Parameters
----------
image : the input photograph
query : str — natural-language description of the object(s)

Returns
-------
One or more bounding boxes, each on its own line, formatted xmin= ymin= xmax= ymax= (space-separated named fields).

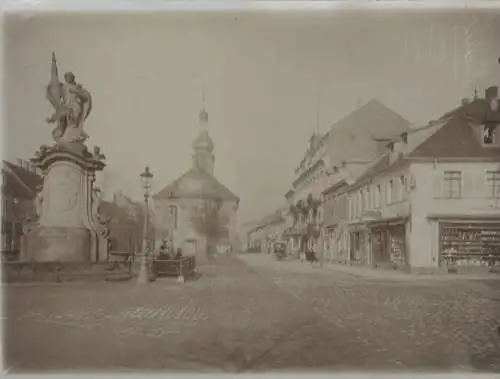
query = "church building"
xmin=152 ymin=106 xmax=239 ymax=263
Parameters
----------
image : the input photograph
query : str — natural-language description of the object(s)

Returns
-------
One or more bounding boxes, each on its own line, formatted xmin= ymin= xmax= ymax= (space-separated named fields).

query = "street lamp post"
xmin=11 ymin=198 xmax=19 ymax=252
xmin=137 ymin=166 xmax=154 ymax=284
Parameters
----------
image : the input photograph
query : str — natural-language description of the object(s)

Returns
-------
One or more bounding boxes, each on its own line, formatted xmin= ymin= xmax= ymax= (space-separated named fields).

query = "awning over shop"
xmin=347 ymin=216 xmax=409 ymax=230
xmin=368 ymin=217 xmax=409 ymax=228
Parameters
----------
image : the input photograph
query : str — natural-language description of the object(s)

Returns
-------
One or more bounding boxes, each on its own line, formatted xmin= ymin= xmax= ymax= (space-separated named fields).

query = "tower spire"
xmin=315 ymin=88 xmax=320 ymax=135
xmin=199 ymin=87 xmax=208 ymax=125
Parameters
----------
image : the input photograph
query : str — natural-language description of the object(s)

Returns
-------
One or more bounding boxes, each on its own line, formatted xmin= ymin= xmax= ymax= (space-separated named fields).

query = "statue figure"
xmin=91 ymin=187 xmax=109 ymax=224
xmin=45 ymin=52 xmax=92 ymax=146
xmin=34 ymin=186 xmax=43 ymax=218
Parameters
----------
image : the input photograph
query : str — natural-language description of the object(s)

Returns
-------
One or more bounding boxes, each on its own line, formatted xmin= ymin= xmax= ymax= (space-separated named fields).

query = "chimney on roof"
xmin=386 ymin=141 xmax=395 ymax=152
xmin=485 ymin=86 xmax=498 ymax=102
xmin=400 ymin=132 xmax=408 ymax=144
xmin=486 ymin=86 xmax=499 ymax=112
xmin=461 ymin=98 xmax=470 ymax=106
xmin=17 ymin=158 xmax=23 ymax=168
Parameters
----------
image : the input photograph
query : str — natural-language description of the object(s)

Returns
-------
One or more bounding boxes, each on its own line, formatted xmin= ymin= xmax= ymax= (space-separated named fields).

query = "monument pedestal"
xmin=27 ymin=227 xmax=90 ymax=262
xmin=22 ymin=144 xmax=109 ymax=263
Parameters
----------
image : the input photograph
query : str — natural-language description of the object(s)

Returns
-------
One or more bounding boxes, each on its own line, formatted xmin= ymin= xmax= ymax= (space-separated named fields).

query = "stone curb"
xmin=237 ymin=255 xmax=500 ymax=282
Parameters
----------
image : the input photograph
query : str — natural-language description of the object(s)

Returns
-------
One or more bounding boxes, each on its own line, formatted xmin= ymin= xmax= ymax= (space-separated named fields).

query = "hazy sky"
xmin=3 ymin=9 xmax=500 ymax=225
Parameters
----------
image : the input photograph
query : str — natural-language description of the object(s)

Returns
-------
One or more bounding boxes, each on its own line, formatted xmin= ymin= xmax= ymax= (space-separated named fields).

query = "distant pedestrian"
xmin=175 ymin=248 xmax=183 ymax=260
xmin=158 ymin=239 xmax=171 ymax=260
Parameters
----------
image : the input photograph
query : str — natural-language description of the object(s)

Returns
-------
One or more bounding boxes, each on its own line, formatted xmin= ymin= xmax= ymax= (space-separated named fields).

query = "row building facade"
xmin=324 ymin=86 xmax=500 ymax=271
xmin=283 ymin=100 xmax=413 ymax=260
xmin=245 ymin=89 xmax=500 ymax=273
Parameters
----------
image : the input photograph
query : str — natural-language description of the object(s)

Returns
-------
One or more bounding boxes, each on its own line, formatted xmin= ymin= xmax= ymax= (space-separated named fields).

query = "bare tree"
xmin=190 ymin=198 xmax=223 ymax=259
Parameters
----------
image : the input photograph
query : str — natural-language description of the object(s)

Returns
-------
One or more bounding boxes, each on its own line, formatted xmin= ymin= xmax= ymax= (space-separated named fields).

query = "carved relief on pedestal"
xmin=90 ymin=186 xmax=110 ymax=235
xmin=41 ymin=163 xmax=83 ymax=227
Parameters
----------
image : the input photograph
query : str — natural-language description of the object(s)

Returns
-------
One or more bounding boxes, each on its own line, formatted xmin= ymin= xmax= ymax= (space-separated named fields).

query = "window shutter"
xmin=431 ymin=170 xmax=442 ymax=198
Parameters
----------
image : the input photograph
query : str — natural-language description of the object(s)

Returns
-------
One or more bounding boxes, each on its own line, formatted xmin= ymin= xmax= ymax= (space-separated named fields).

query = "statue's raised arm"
xmin=72 ymin=81 xmax=93 ymax=123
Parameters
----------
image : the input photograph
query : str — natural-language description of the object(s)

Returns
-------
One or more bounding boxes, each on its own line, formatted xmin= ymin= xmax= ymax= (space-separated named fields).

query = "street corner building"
xmin=325 ymin=88 xmax=500 ymax=273
xmin=151 ymin=107 xmax=240 ymax=264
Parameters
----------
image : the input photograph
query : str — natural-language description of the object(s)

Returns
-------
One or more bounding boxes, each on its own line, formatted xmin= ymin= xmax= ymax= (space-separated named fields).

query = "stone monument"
xmin=22 ymin=53 xmax=109 ymax=262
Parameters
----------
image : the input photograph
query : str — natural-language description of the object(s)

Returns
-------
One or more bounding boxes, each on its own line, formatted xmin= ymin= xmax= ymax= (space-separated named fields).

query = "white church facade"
xmin=152 ymin=107 xmax=239 ymax=263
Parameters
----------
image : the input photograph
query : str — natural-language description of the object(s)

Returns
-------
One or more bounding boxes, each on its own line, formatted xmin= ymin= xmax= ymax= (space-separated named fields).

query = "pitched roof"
xmin=409 ymin=118 xmax=500 ymax=159
xmin=153 ymin=166 xmax=239 ymax=202
xmin=99 ymin=200 xmax=133 ymax=222
xmin=322 ymin=99 xmax=413 ymax=165
xmin=346 ymin=90 xmax=500 ymax=189
xmin=349 ymin=120 xmax=448 ymax=186
xmin=2 ymin=160 xmax=43 ymax=199
xmin=353 ymin=154 xmax=392 ymax=184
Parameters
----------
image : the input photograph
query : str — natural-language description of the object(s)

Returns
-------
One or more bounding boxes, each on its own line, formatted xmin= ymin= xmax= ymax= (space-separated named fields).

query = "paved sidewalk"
xmin=237 ymin=253 xmax=500 ymax=282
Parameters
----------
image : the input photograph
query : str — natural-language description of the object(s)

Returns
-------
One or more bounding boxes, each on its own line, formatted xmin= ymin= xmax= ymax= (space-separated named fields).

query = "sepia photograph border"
xmin=1 ymin=0 xmax=500 ymax=378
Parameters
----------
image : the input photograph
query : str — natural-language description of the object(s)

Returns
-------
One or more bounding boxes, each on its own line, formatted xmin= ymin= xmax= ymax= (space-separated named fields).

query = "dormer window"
xmin=482 ymin=125 xmax=496 ymax=145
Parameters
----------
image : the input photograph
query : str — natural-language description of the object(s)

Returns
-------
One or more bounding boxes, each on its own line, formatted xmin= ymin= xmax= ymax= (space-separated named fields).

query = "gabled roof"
xmin=294 ymin=100 xmax=413 ymax=188
xmin=343 ymin=89 xmax=500 ymax=192
xmin=348 ymin=120 xmax=448 ymax=187
xmin=353 ymin=154 xmax=392 ymax=184
xmin=322 ymin=99 xmax=413 ymax=166
xmin=328 ymin=99 xmax=413 ymax=138
xmin=154 ymin=166 xmax=239 ymax=202
xmin=2 ymin=160 xmax=43 ymax=199
xmin=409 ymin=118 xmax=500 ymax=159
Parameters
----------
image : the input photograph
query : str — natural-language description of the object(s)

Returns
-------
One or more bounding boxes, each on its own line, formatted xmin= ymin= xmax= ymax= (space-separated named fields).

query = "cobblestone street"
xmin=3 ymin=254 xmax=500 ymax=373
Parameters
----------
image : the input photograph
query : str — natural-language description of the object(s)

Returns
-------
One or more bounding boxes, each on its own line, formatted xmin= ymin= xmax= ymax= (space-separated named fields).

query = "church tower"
xmin=192 ymin=103 xmax=215 ymax=175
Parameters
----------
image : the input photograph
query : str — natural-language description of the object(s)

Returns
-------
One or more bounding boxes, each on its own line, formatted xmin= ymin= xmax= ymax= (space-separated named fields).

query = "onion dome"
xmin=192 ymin=130 xmax=214 ymax=152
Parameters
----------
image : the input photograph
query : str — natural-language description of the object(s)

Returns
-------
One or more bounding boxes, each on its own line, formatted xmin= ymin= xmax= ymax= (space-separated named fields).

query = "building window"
xmin=168 ymin=205 xmax=178 ymax=229
xmin=387 ymin=179 xmax=394 ymax=204
xmin=348 ymin=196 xmax=353 ymax=220
xmin=364 ymin=187 xmax=371 ymax=209
xmin=357 ymin=191 xmax=363 ymax=215
xmin=374 ymin=184 xmax=381 ymax=208
xmin=399 ymin=175 xmax=405 ymax=201
xmin=442 ymin=171 xmax=462 ymax=199
xmin=486 ymin=170 xmax=500 ymax=198
xmin=352 ymin=195 xmax=357 ymax=220
xmin=483 ymin=125 xmax=496 ymax=145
